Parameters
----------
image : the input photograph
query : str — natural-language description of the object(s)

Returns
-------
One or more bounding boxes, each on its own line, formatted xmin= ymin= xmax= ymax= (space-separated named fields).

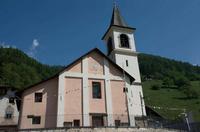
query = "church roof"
xmin=110 ymin=5 xmax=128 ymax=27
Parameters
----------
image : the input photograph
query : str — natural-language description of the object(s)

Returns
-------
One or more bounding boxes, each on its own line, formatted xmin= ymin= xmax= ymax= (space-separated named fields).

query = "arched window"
xmin=120 ymin=34 xmax=130 ymax=48
xmin=107 ymin=37 xmax=113 ymax=55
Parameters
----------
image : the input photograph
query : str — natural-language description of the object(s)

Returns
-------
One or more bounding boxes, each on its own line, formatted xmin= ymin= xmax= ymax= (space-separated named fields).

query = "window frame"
xmin=5 ymin=113 xmax=12 ymax=119
xmin=92 ymin=82 xmax=102 ymax=99
xmin=63 ymin=122 xmax=72 ymax=127
xmin=32 ymin=116 xmax=41 ymax=125
xmin=92 ymin=115 xmax=104 ymax=127
xmin=115 ymin=120 xmax=121 ymax=126
xmin=35 ymin=92 xmax=43 ymax=102
xmin=73 ymin=119 xmax=80 ymax=127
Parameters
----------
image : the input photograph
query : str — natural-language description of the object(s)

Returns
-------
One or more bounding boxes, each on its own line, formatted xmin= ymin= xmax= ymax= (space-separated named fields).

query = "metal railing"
xmin=0 ymin=115 xmax=200 ymax=132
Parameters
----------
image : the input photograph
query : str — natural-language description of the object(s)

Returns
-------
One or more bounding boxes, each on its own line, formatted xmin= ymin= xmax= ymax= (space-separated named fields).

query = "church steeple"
xmin=102 ymin=5 xmax=140 ymax=81
xmin=110 ymin=5 xmax=128 ymax=27
xmin=102 ymin=4 xmax=146 ymax=124
xmin=102 ymin=5 xmax=135 ymax=40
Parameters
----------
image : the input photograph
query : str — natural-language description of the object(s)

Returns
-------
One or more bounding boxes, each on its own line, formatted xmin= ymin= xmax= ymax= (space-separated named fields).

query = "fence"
xmin=0 ymin=115 xmax=200 ymax=132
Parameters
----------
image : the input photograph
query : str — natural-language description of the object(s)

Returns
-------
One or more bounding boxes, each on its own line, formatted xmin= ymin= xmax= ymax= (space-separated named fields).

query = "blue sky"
xmin=0 ymin=0 xmax=200 ymax=66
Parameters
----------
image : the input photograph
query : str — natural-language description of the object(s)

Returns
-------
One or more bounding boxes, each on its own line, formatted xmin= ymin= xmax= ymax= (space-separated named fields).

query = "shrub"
xmin=151 ymin=84 xmax=161 ymax=90
xmin=182 ymin=85 xmax=199 ymax=99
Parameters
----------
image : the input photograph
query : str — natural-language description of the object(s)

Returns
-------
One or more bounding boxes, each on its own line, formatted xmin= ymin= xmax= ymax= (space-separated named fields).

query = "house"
xmin=0 ymin=86 xmax=19 ymax=131
xmin=18 ymin=5 xmax=146 ymax=129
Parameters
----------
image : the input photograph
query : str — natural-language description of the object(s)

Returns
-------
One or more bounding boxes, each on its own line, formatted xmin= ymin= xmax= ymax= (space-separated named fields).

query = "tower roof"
xmin=110 ymin=5 xmax=128 ymax=27
xmin=102 ymin=5 xmax=136 ymax=40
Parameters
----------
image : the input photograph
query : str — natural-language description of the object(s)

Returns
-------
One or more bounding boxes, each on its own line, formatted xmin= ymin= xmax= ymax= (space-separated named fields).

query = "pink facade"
xmin=88 ymin=52 xmax=104 ymax=75
xmin=64 ymin=77 xmax=82 ymax=126
xmin=111 ymin=80 xmax=128 ymax=123
xmin=65 ymin=61 xmax=82 ymax=73
xmin=19 ymin=77 xmax=58 ymax=129
xmin=19 ymin=50 xmax=131 ymax=129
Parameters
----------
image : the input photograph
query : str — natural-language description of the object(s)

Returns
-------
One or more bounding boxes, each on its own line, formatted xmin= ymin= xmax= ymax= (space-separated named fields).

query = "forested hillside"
xmin=138 ymin=53 xmax=200 ymax=121
xmin=0 ymin=47 xmax=62 ymax=89
xmin=138 ymin=53 xmax=200 ymax=82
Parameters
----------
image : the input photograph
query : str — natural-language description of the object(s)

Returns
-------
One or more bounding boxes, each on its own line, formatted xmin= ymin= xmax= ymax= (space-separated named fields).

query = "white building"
xmin=0 ymin=86 xmax=19 ymax=130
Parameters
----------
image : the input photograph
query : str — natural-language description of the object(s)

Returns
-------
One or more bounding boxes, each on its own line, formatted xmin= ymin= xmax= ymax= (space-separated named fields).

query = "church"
xmin=18 ymin=5 xmax=146 ymax=129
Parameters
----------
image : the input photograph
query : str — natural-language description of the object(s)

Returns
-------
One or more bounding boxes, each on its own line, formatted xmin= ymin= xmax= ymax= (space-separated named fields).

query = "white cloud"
xmin=28 ymin=39 xmax=40 ymax=57
xmin=33 ymin=39 xmax=39 ymax=47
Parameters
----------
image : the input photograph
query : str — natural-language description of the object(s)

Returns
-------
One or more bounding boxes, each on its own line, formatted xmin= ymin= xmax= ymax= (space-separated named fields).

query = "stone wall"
xmin=18 ymin=127 xmax=180 ymax=132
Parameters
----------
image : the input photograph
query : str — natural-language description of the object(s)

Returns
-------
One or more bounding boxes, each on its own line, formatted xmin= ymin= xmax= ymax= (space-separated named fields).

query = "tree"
xmin=163 ymin=77 xmax=174 ymax=88
xmin=182 ymin=85 xmax=199 ymax=99
xmin=174 ymin=76 xmax=190 ymax=89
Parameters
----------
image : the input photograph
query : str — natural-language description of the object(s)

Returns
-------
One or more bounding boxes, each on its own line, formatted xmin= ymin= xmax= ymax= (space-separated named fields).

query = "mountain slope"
xmin=138 ymin=53 xmax=200 ymax=121
xmin=138 ymin=53 xmax=200 ymax=81
xmin=0 ymin=47 xmax=62 ymax=89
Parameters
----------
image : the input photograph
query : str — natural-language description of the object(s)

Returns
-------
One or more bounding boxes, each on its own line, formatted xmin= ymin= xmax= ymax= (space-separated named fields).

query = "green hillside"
xmin=0 ymin=47 xmax=200 ymax=121
xmin=0 ymin=47 xmax=62 ymax=89
xmin=138 ymin=53 xmax=200 ymax=121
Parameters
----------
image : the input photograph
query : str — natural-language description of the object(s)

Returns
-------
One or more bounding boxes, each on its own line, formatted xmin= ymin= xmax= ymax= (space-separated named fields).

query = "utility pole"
xmin=183 ymin=109 xmax=191 ymax=131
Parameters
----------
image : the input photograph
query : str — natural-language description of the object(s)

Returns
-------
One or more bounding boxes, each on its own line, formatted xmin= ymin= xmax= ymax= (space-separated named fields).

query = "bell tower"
xmin=102 ymin=5 xmax=141 ymax=83
xmin=102 ymin=5 xmax=146 ymax=121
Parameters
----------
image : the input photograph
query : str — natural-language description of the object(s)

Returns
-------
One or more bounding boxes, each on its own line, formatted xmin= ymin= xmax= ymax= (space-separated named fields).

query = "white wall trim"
xmin=125 ymin=76 xmax=136 ymax=127
xmin=104 ymin=58 xmax=114 ymax=126
xmin=82 ymin=57 xmax=90 ymax=126
xmin=56 ymin=74 xmax=65 ymax=127
xmin=63 ymin=72 xmax=123 ymax=81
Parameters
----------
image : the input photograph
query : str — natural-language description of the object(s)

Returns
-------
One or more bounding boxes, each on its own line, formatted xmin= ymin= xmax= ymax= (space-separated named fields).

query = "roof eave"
xmin=101 ymin=25 xmax=136 ymax=40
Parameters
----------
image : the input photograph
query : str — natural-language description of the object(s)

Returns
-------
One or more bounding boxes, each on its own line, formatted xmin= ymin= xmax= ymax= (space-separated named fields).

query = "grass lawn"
xmin=142 ymin=80 xmax=200 ymax=121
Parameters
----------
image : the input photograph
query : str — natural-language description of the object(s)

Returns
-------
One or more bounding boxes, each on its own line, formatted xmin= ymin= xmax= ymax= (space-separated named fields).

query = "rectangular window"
xmin=32 ymin=116 xmax=41 ymax=124
xmin=5 ymin=113 xmax=12 ymax=119
xmin=63 ymin=122 xmax=72 ymax=127
xmin=35 ymin=92 xmax=42 ymax=102
xmin=92 ymin=82 xmax=101 ymax=99
xmin=123 ymin=87 xmax=128 ymax=93
xmin=73 ymin=120 xmax=80 ymax=127
xmin=115 ymin=120 xmax=121 ymax=126
xmin=92 ymin=116 xmax=104 ymax=127
xmin=126 ymin=60 xmax=128 ymax=67
xmin=121 ymin=122 xmax=129 ymax=126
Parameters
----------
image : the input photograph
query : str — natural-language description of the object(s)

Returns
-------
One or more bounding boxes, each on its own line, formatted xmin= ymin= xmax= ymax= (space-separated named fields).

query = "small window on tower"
xmin=126 ymin=60 xmax=128 ymax=67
